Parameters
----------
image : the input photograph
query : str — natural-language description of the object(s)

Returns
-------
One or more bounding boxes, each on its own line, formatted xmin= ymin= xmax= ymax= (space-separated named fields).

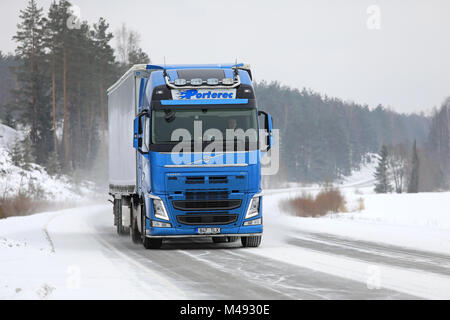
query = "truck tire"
xmin=212 ymin=237 xmax=228 ymax=244
xmin=140 ymin=201 xmax=162 ymax=249
xmin=131 ymin=216 xmax=142 ymax=244
xmin=143 ymin=238 xmax=163 ymax=250
xmin=228 ymin=236 xmax=239 ymax=243
xmin=241 ymin=236 xmax=262 ymax=248
xmin=114 ymin=199 xmax=127 ymax=236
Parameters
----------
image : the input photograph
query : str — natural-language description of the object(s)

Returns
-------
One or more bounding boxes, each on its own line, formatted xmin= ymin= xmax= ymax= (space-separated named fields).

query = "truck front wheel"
xmin=241 ymin=236 xmax=262 ymax=248
xmin=143 ymin=238 xmax=163 ymax=249
xmin=212 ymin=237 xmax=228 ymax=244
xmin=131 ymin=216 xmax=141 ymax=244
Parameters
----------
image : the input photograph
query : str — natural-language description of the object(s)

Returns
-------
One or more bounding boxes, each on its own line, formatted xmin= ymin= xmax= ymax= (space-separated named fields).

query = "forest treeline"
xmin=0 ymin=0 xmax=148 ymax=181
xmin=256 ymin=82 xmax=449 ymax=191
xmin=0 ymin=0 xmax=448 ymax=191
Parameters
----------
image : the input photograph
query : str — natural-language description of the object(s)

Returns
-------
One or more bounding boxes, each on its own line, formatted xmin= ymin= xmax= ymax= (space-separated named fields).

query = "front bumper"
xmin=145 ymin=233 xmax=263 ymax=239
xmin=146 ymin=224 xmax=263 ymax=238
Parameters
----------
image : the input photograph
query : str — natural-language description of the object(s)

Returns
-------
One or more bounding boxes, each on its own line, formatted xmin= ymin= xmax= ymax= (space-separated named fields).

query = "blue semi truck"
xmin=107 ymin=63 xmax=273 ymax=249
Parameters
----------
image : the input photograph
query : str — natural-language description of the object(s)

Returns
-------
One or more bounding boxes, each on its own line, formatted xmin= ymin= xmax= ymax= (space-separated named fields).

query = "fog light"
xmin=151 ymin=220 xmax=172 ymax=228
xmin=244 ymin=218 xmax=262 ymax=226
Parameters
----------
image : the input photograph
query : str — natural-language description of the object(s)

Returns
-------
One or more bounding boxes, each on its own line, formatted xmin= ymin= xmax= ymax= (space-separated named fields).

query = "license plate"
xmin=196 ymin=228 xmax=221 ymax=235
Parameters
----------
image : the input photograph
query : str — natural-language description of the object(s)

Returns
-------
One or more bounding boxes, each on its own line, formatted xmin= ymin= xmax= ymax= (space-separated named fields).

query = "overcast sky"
xmin=1 ymin=0 xmax=449 ymax=114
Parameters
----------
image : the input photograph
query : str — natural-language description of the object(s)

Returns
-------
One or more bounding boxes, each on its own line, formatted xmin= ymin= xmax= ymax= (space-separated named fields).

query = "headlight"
xmin=245 ymin=196 xmax=261 ymax=219
xmin=152 ymin=199 xmax=169 ymax=221
xmin=151 ymin=220 xmax=172 ymax=228
xmin=244 ymin=218 xmax=262 ymax=226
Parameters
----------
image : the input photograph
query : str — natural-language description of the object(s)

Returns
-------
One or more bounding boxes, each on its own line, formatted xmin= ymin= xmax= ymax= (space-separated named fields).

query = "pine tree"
xmin=374 ymin=145 xmax=392 ymax=193
xmin=3 ymin=108 xmax=16 ymax=129
xmin=9 ymin=138 xmax=23 ymax=167
xmin=407 ymin=140 xmax=420 ymax=193
xmin=13 ymin=0 xmax=52 ymax=165
xmin=42 ymin=0 xmax=73 ymax=169
xmin=91 ymin=18 xmax=116 ymax=146
xmin=21 ymin=134 xmax=36 ymax=171
xmin=44 ymin=1 xmax=66 ymax=153
xmin=128 ymin=47 xmax=150 ymax=66
xmin=46 ymin=149 xmax=61 ymax=176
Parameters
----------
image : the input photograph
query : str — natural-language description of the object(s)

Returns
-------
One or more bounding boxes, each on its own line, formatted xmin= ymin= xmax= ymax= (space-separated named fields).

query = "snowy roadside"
xmin=264 ymin=154 xmax=450 ymax=255
xmin=0 ymin=188 xmax=449 ymax=300
xmin=252 ymin=188 xmax=450 ymax=299
xmin=0 ymin=205 xmax=184 ymax=300
xmin=0 ymin=146 xmax=94 ymax=203
xmin=0 ymin=124 xmax=99 ymax=219
xmin=265 ymin=188 xmax=450 ymax=255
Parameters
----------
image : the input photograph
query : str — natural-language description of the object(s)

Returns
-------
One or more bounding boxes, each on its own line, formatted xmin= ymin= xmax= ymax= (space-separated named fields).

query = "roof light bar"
xmin=165 ymin=76 xmax=241 ymax=89
xmin=190 ymin=78 xmax=203 ymax=86
xmin=222 ymin=78 xmax=234 ymax=85
xmin=207 ymin=78 xmax=219 ymax=86
xmin=174 ymin=79 xmax=187 ymax=86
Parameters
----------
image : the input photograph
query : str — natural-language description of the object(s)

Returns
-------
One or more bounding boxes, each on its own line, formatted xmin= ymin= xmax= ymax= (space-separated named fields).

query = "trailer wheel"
xmin=241 ymin=236 xmax=262 ymax=248
xmin=143 ymin=238 xmax=163 ymax=250
xmin=114 ymin=199 xmax=128 ymax=236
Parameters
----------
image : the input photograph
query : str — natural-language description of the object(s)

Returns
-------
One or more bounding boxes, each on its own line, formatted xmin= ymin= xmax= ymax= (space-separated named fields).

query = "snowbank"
xmin=0 ymin=123 xmax=20 ymax=147
xmin=0 ymin=206 xmax=184 ymax=300
xmin=265 ymin=188 xmax=450 ymax=255
xmin=338 ymin=153 xmax=378 ymax=186
xmin=0 ymin=124 xmax=94 ymax=202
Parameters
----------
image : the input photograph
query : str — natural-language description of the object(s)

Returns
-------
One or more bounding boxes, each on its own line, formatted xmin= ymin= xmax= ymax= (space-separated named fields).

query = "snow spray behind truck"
xmin=107 ymin=64 xmax=273 ymax=249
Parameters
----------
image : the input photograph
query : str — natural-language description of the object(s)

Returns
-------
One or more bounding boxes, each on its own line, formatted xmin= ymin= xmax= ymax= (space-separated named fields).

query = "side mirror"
xmin=133 ymin=110 xmax=149 ymax=154
xmin=258 ymin=111 xmax=274 ymax=152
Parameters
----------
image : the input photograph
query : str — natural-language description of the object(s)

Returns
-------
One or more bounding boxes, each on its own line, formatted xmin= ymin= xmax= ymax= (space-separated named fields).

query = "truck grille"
xmin=177 ymin=214 xmax=238 ymax=225
xmin=185 ymin=176 xmax=205 ymax=184
xmin=173 ymin=199 xmax=242 ymax=211
xmin=185 ymin=191 xmax=228 ymax=200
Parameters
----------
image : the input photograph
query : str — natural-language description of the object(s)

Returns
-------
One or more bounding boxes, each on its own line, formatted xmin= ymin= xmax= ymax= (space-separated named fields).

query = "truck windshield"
xmin=151 ymin=108 xmax=258 ymax=145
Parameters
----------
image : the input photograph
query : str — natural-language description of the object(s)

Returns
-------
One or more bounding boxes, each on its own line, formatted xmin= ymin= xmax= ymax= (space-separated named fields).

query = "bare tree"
xmin=115 ymin=23 xmax=150 ymax=69
xmin=388 ymin=144 xmax=408 ymax=193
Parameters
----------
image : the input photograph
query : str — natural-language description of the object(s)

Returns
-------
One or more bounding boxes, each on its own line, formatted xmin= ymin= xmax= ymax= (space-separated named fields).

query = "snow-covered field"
xmin=1 ymin=186 xmax=449 ymax=299
xmin=259 ymin=188 xmax=450 ymax=299
xmin=0 ymin=206 xmax=177 ymax=299
xmin=268 ymin=189 xmax=450 ymax=255
xmin=1 ymin=144 xmax=449 ymax=300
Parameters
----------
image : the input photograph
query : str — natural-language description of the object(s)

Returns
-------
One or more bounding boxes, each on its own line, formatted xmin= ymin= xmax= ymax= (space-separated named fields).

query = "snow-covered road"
xmin=2 ymin=187 xmax=450 ymax=300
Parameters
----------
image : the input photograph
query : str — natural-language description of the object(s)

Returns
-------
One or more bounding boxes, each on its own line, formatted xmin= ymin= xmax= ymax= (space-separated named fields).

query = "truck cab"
xmin=108 ymin=64 xmax=273 ymax=249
